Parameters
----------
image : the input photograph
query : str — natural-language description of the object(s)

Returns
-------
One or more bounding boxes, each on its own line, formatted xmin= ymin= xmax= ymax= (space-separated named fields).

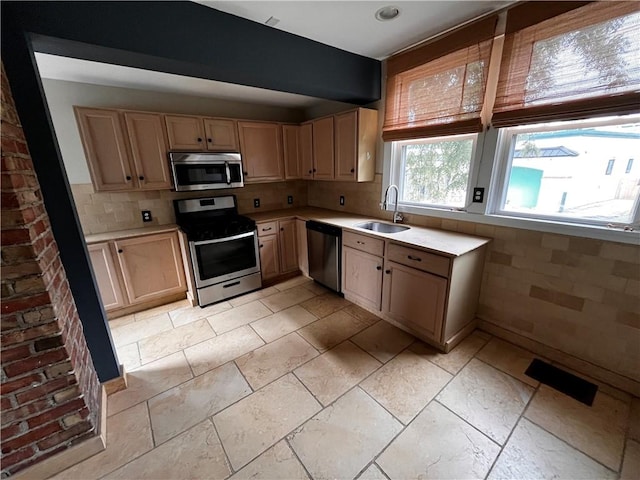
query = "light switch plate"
xmin=339 ymin=195 xmax=345 ymax=206
xmin=287 ymin=195 xmax=293 ymax=205
xmin=141 ymin=210 xmax=152 ymax=222
xmin=254 ymin=198 xmax=260 ymax=208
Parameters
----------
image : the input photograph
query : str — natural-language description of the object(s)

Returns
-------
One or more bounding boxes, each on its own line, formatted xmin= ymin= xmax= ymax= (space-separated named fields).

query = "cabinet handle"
xmin=407 ymin=255 xmax=422 ymax=262
xmin=262 ymin=227 xmax=272 ymax=231
xmin=222 ymin=281 xmax=241 ymax=289
xmin=207 ymin=138 xmax=212 ymax=143
xmin=376 ymin=266 xmax=382 ymax=270
xmin=280 ymin=228 xmax=284 ymax=231
xmin=139 ymin=175 xmax=144 ymax=181
xmin=356 ymin=241 xmax=365 ymax=245
xmin=118 ymin=249 xmax=123 ymax=253
xmin=385 ymin=269 xmax=391 ymax=274
xmin=126 ymin=176 xmax=132 ymax=181
xmin=350 ymin=168 xmax=355 ymax=173
xmin=197 ymin=137 xmax=202 ymax=142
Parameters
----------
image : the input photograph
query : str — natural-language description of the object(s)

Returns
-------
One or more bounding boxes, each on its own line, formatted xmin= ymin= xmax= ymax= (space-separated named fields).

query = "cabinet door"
xmin=203 ymin=118 xmax=239 ymax=151
xmin=278 ymin=219 xmax=298 ymax=273
xmin=74 ymin=107 xmax=134 ymax=191
xmin=115 ymin=232 xmax=186 ymax=305
xmin=282 ymin=125 xmax=301 ymax=179
xmin=258 ymin=234 xmax=280 ymax=280
xmin=334 ymin=110 xmax=358 ymax=181
xmin=382 ymin=261 xmax=446 ymax=341
xmin=296 ymin=219 xmax=309 ymax=276
xmin=342 ymin=246 xmax=383 ymax=311
xmin=165 ymin=115 xmax=206 ymax=150
xmin=124 ymin=112 xmax=172 ymax=190
xmin=238 ymin=122 xmax=284 ymax=182
xmin=312 ymin=117 xmax=334 ymax=180
xmin=299 ymin=123 xmax=314 ymax=180
xmin=88 ymin=242 xmax=126 ymax=311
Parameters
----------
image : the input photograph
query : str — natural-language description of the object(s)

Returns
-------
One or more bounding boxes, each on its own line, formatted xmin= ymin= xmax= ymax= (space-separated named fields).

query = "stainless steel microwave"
xmin=169 ymin=152 xmax=244 ymax=191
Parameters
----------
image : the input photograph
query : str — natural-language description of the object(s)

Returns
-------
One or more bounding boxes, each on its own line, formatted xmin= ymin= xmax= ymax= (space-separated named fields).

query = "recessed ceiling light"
xmin=375 ymin=6 xmax=400 ymax=21
xmin=265 ymin=16 xmax=280 ymax=27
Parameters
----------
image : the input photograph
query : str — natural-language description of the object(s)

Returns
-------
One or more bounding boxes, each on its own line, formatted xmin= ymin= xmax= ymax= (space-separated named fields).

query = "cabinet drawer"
xmin=343 ymin=231 xmax=384 ymax=257
xmin=387 ymin=243 xmax=450 ymax=278
xmin=257 ymin=221 xmax=278 ymax=237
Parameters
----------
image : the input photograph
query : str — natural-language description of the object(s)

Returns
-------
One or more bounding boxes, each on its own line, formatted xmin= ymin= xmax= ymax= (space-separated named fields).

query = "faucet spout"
xmin=383 ymin=184 xmax=403 ymax=223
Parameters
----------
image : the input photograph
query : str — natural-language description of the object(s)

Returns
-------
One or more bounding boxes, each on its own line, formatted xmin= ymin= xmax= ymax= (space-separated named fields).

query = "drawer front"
xmin=257 ymin=221 xmax=278 ymax=237
xmin=343 ymin=231 xmax=384 ymax=257
xmin=387 ymin=243 xmax=450 ymax=278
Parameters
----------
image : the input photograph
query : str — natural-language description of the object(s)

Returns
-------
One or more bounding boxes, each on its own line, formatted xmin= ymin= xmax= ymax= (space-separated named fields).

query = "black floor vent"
xmin=525 ymin=359 xmax=598 ymax=406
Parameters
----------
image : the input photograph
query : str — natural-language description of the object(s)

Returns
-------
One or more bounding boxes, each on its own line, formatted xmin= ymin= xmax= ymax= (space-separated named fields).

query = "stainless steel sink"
xmin=355 ymin=221 xmax=410 ymax=234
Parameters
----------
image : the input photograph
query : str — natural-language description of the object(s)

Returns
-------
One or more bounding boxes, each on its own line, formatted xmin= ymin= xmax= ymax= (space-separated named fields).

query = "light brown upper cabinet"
xmin=124 ymin=112 xmax=172 ymax=190
xmin=165 ymin=115 xmax=239 ymax=152
xmin=238 ymin=121 xmax=284 ymax=183
xmin=75 ymin=107 xmax=172 ymax=192
xmin=312 ymin=116 xmax=335 ymax=180
xmin=334 ymin=108 xmax=377 ymax=182
xmin=299 ymin=123 xmax=314 ymax=180
xmin=282 ymin=124 xmax=301 ymax=180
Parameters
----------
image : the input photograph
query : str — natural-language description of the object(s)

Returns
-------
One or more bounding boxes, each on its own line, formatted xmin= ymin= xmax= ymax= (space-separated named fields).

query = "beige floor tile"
xmin=250 ymin=305 xmax=318 ymax=343
xmin=630 ymin=397 xmax=640 ymax=441
xmin=361 ymin=350 xmax=452 ymax=424
xmin=213 ymin=374 xmax=321 ymax=470
xmin=104 ymin=420 xmax=231 ymax=480
xmin=410 ymin=330 xmax=489 ymax=374
xmin=134 ymin=299 xmax=191 ymax=321
xmin=300 ymin=292 xmax=350 ymax=318
xmin=184 ymin=325 xmax=265 ymax=376
xmin=298 ymin=310 xmax=377 ymax=352
xmin=207 ymin=300 xmax=272 ymax=334
xmin=476 ymin=338 xmax=541 ymax=387
xmin=260 ymin=285 xmax=317 ymax=312
xmin=108 ymin=314 xmax=135 ymax=330
xmin=377 ymin=401 xmax=500 ymax=480
xmin=52 ymin=403 xmax=153 ymax=480
xmin=115 ymin=343 xmax=140 ymax=371
xmin=107 ymin=352 xmax=193 ymax=416
xmin=488 ymin=418 xmax=616 ymax=480
xmin=109 ymin=313 xmax=173 ymax=347
xmin=289 ymin=387 xmax=402 ymax=480
xmin=357 ymin=464 xmax=387 ymax=480
xmin=294 ymin=341 xmax=381 ymax=406
xmin=138 ymin=319 xmax=215 ymax=364
xmin=236 ymin=333 xmax=318 ymax=390
xmin=437 ymin=358 xmax=534 ymax=444
xmin=273 ymin=275 xmax=312 ymax=291
xmin=351 ymin=320 xmax=415 ymax=363
xmin=169 ymin=301 xmax=232 ymax=328
xmin=229 ymin=287 xmax=279 ymax=307
xmin=524 ymin=385 xmax=629 ymax=470
xmin=149 ymin=362 xmax=251 ymax=445
xmin=342 ymin=303 xmax=381 ymax=323
xmin=228 ymin=440 xmax=309 ymax=480
xmin=302 ymin=281 xmax=331 ymax=295
xmin=621 ymin=439 xmax=640 ymax=480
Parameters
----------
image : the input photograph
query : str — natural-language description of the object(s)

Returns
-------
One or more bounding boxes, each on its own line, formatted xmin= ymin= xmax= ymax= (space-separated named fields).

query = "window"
xmin=391 ymin=134 xmax=477 ymax=209
xmin=493 ymin=117 xmax=640 ymax=225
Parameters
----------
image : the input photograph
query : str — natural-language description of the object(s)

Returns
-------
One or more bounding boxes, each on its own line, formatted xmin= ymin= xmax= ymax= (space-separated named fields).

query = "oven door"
xmin=189 ymin=231 xmax=260 ymax=288
xmin=172 ymin=160 xmax=243 ymax=191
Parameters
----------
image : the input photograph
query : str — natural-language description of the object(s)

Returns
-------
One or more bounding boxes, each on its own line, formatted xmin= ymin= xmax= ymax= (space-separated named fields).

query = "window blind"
xmin=382 ymin=16 xmax=497 ymax=141
xmin=492 ymin=1 xmax=640 ymax=127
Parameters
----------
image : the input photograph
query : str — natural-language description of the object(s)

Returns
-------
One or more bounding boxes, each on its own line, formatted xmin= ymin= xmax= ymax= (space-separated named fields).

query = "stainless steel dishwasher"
xmin=306 ymin=220 xmax=342 ymax=293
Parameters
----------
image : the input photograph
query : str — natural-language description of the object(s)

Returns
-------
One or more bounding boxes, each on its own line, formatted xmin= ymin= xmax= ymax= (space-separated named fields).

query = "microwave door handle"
xmin=225 ymin=161 xmax=231 ymax=185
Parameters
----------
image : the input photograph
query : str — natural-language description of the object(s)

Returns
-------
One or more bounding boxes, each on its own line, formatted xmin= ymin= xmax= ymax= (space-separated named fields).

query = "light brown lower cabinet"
xmin=342 ymin=246 xmax=383 ymax=311
xmin=257 ymin=219 xmax=299 ymax=281
xmin=89 ymin=231 xmax=187 ymax=313
xmin=258 ymin=234 xmax=280 ymax=280
xmin=296 ymin=219 xmax=309 ymax=276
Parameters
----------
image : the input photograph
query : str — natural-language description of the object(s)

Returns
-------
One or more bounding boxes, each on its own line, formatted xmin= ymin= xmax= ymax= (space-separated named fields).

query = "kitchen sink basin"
xmin=355 ymin=221 xmax=410 ymax=234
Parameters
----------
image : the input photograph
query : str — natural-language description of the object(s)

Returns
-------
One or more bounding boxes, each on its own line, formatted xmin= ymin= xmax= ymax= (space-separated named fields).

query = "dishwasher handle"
xmin=306 ymin=220 xmax=342 ymax=238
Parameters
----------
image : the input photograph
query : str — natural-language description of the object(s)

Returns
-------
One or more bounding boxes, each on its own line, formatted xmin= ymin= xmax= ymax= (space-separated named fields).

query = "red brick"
xmin=1 ymin=420 xmax=61 ymax=453
xmin=3 ymin=349 xmax=68 ymax=377
xmin=33 ymin=335 xmax=64 ymax=352
xmin=1 ymin=137 xmax=16 ymax=154
xmin=27 ymin=398 xmax=84 ymax=429
xmin=0 ymin=228 xmax=31 ymax=245
xmin=1 ymin=244 xmax=36 ymax=263
xmin=36 ymin=420 xmax=92 ymax=451
xmin=1 ymin=421 xmax=25 ymax=440
xmin=1 ymin=191 xmax=20 ymax=208
xmin=1 ymin=314 xmax=19 ymax=330
xmin=14 ymin=140 xmax=29 ymax=155
xmin=1 ymin=372 xmax=42 ymax=394
xmin=9 ymin=444 xmax=66 ymax=475
xmin=0 ymin=445 xmax=35 ymax=471
xmin=1 ymin=344 xmax=32 ymax=362
xmin=2 ymin=395 xmax=14 ymax=410
xmin=0 ymin=398 xmax=51 ymax=425
xmin=0 ymin=292 xmax=51 ymax=314
xmin=0 ymin=261 xmax=41 ymax=280
xmin=15 ymin=374 xmax=75 ymax=404
xmin=1 ymin=321 xmax=58 ymax=346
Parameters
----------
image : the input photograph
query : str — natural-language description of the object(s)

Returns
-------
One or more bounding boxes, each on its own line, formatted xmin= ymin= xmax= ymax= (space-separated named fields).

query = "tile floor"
xmin=52 ymin=276 xmax=639 ymax=480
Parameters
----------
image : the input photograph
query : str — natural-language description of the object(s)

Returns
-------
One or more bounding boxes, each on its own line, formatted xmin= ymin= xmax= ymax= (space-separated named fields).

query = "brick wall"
xmin=308 ymin=180 xmax=640 ymax=384
xmin=1 ymin=63 xmax=101 ymax=476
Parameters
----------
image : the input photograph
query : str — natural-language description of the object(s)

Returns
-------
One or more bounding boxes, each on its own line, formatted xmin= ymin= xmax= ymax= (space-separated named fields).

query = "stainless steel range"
xmin=174 ymin=195 xmax=261 ymax=306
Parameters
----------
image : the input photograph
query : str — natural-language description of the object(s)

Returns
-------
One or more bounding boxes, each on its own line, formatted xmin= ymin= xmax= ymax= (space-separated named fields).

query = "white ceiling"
xmin=35 ymin=1 xmax=510 ymax=109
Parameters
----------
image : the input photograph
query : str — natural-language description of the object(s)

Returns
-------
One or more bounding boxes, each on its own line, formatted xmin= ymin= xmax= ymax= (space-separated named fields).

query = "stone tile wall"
xmin=1 ymin=64 xmax=101 ymax=476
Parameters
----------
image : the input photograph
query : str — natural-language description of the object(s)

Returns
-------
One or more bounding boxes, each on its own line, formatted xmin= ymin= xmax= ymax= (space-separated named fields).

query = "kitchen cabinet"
xmin=312 ymin=116 xmax=335 ymax=180
xmin=165 ymin=115 xmax=239 ymax=152
xmin=88 ymin=242 xmax=126 ymax=311
xmin=342 ymin=231 xmax=384 ymax=311
xmin=334 ymin=108 xmax=377 ymax=182
xmin=296 ymin=218 xmax=309 ymax=276
xmin=283 ymin=125 xmax=301 ymax=180
xmin=257 ymin=219 xmax=298 ymax=281
xmin=299 ymin=123 xmax=314 ymax=180
xmin=124 ymin=112 xmax=172 ymax=190
xmin=238 ymin=121 xmax=284 ymax=182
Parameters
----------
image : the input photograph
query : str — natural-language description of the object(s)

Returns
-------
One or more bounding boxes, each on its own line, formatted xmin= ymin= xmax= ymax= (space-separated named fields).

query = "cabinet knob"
xmin=313 ymin=168 xmax=317 ymax=173
xmin=350 ymin=168 xmax=355 ymax=173
xmin=308 ymin=170 xmax=313 ymax=174
xmin=126 ymin=176 xmax=132 ymax=181
xmin=243 ymin=171 xmax=248 ymax=176
xmin=118 ymin=249 xmax=123 ymax=253
xmin=280 ymin=228 xmax=284 ymax=231
xmin=139 ymin=175 xmax=144 ymax=181
xmin=197 ymin=137 xmax=202 ymax=142
xmin=207 ymin=138 xmax=212 ymax=143
xmin=385 ymin=269 xmax=391 ymax=274
xmin=376 ymin=266 xmax=382 ymax=270
xmin=259 ymin=244 xmax=264 ymax=248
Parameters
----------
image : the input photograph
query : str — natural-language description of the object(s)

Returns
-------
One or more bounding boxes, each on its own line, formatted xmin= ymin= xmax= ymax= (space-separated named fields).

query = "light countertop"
xmin=84 ymin=224 xmax=180 ymax=244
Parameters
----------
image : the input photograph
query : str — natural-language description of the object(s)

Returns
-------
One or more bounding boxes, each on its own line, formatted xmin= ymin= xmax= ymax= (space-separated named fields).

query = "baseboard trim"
xmin=103 ymin=364 xmax=128 ymax=396
xmin=13 ymin=387 xmax=108 ymax=479
xmin=478 ymin=318 xmax=640 ymax=397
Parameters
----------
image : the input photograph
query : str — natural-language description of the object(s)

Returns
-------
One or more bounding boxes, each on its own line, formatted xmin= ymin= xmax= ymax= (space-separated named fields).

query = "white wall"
xmin=41 ymin=79 xmax=307 ymax=184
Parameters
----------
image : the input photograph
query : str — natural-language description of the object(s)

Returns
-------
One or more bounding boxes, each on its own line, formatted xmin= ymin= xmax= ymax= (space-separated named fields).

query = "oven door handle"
xmin=191 ymin=231 xmax=256 ymax=246
xmin=225 ymin=161 xmax=231 ymax=185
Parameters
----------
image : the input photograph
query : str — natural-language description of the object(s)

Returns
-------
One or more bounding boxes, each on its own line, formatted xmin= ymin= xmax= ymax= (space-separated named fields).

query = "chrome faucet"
xmin=382 ymin=184 xmax=404 ymax=223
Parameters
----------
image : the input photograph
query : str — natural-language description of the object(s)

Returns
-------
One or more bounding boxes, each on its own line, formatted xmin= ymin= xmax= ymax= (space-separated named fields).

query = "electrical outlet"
xmin=472 ymin=188 xmax=485 ymax=203
xmin=253 ymin=198 xmax=260 ymax=208
xmin=141 ymin=210 xmax=152 ymax=222
xmin=339 ymin=195 xmax=345 ymax=206
xmin=287 ymin=195 xmax=293 ymax=205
